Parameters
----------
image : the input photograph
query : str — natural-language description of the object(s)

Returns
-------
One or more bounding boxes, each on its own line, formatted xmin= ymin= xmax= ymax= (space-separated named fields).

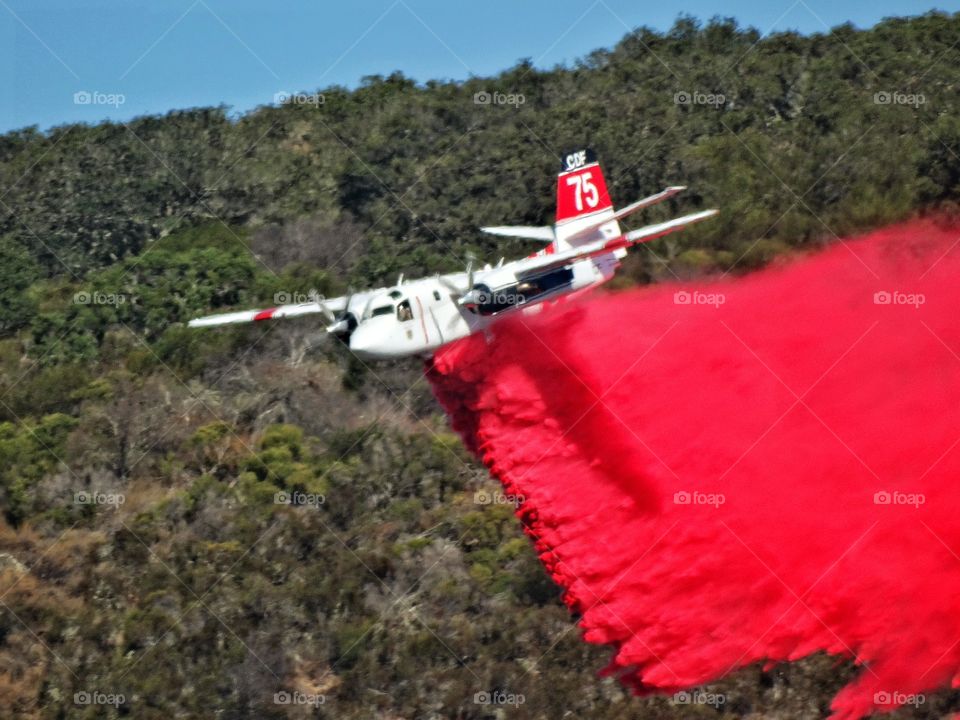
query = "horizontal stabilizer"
xmin=613 ymin=186 xmax=686 ymax=221
xmin=510 ymin=209 xmax=719 ymax=278
xmin=480 ymin=226 xmax=555 ymax=241
xmin=625 ymin=208 xmax=719 ymax=244
xmin=563 ymin=186 xmax=687 ymax=245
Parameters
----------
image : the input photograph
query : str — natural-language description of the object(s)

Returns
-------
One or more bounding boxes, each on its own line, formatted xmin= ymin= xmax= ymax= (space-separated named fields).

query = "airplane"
xmin=188 ymin=149 xmax=718 ymax=359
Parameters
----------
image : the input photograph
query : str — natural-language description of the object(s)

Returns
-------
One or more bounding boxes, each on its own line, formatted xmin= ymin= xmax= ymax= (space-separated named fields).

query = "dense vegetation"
xmin=1 ymin=11 xmax=959 ymax=719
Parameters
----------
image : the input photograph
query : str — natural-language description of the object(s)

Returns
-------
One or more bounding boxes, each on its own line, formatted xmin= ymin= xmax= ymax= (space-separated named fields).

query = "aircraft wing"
xmin=188 ymin=301 xmax=330 ymax=328
xmin=187 ymin=291 xmax=377 ymax=329
xmin=512 ymin=208 xmax=718 ymax=277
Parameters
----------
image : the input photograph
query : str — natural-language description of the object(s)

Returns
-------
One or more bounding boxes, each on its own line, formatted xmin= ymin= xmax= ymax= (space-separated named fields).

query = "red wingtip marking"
xmin=253 ymin=309 xmax=276 ymax=321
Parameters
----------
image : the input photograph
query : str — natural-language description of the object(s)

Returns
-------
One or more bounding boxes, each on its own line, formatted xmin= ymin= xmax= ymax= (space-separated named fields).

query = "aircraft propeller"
xmin=325 ymin=288 xmax=357 ymax=336
xmin=439 ymin=253 xmax=476 ymax=297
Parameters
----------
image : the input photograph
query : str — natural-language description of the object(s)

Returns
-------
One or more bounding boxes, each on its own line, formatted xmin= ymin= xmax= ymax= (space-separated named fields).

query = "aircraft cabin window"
xmin=433 ymin=290 xmax=441 ymax=301
xmin=397 ymin=300 xmax=413 ymax=322
xmin=371 ymin=305 xmax=394 ymax=318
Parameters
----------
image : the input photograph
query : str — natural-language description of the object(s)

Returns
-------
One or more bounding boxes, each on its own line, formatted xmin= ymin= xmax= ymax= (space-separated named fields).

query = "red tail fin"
xmin=555 ymin=149 xmax=613 ymax=225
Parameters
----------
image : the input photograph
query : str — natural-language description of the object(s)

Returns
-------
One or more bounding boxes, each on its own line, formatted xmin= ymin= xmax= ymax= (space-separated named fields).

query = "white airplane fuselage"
xmin=348 ymin=249 xmax=621 ymax=359
xmin=187 ymin=148 xmax=718 ymax=357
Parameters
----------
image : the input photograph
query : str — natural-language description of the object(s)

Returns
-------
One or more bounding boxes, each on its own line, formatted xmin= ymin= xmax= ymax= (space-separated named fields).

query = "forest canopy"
xmin=0 ymin=13 xmax=959 ymax=720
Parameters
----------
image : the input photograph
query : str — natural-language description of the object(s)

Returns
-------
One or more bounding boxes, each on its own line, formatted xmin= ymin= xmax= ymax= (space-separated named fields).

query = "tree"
xmin=0 ymin=236 xmax=39 ymax=334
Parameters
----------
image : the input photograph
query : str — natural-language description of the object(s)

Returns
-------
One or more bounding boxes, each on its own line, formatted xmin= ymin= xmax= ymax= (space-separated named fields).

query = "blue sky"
xmin=0 ymin=0 xmax=956 ymax=133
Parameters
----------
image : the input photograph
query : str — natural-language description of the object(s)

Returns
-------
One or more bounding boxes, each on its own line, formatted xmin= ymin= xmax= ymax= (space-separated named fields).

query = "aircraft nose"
xmin=348 ymin=326 xmax=375 ymax=357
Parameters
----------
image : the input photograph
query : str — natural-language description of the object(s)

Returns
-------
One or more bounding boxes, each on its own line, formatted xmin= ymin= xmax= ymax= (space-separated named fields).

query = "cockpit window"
xmin=388 ymin=290 xmax=403 ymax=300
xmin=370 ymin=305 xmax=394 ymax=318
xmin=397 ymin=299 xmax=413 ymax=322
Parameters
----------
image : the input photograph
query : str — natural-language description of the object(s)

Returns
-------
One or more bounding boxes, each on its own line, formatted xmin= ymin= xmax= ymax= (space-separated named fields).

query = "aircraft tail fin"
xmin=554 ymin=149 xmax=620 ymax=250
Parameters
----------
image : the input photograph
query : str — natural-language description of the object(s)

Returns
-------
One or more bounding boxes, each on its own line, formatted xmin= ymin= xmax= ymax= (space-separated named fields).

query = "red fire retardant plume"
xmin=427 ymin=219 xmax=960 ymax=719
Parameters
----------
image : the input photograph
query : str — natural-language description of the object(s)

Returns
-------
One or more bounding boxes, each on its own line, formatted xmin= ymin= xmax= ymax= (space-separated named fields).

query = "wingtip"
xmin=691 ymin=208 xmax=720 ymax=222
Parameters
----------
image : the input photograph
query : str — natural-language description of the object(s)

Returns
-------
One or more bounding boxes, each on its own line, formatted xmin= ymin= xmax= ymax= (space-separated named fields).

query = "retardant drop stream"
xmin=428 ymin=218 xmax=960 ymax=719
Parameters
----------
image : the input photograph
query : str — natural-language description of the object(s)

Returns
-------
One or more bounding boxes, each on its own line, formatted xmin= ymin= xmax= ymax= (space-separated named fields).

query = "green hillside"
xmin=0 ymin=13 xmax=958 ymax=719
